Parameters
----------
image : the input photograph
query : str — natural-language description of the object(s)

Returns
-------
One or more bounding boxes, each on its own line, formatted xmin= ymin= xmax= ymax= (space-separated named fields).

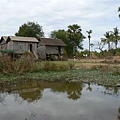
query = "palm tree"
xmin=101 ymin=31 xmax=112 ymax=50
xmin=111 ymin=27 xmax=120 ymax=49
xmin=86 ymin=30 xmax=92 ymax=57
xmin=118 ymin=7 xmax=120 ymax=19
xmin=67 ymin=24 xmax=85 ymax=57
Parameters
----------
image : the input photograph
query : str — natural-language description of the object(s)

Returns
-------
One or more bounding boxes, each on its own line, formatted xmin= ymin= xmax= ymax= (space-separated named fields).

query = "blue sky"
xmin=0 ymin=0 xmax=120 ymax=50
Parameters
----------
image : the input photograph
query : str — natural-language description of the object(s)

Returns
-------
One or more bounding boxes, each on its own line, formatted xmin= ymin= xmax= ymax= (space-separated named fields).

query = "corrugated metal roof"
xmin=39 ymin=38 xmax=66 ymax=46
xmin=8 ymin=36 xmax=39 ymax=42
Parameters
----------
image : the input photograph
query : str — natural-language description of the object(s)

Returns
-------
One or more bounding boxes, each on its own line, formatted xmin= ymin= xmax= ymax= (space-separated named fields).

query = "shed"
xmin=37 ymin=38 xmax=66 ymax=60
xmin=6 ymin=36 xmax=39 ymax=54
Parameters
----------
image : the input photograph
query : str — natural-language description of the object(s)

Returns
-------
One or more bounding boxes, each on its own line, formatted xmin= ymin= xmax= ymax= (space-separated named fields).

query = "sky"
xmin=0 ymin=0 xmax=120 ymax=50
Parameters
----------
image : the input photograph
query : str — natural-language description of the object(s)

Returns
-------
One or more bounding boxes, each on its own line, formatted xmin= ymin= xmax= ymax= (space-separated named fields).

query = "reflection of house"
xmin=38 ymin=38 xmax=66 ymax=60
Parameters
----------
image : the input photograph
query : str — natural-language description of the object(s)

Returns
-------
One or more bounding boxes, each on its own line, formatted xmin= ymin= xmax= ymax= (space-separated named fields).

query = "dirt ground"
xmin=72 ymin=56 xmax=120 ymax=69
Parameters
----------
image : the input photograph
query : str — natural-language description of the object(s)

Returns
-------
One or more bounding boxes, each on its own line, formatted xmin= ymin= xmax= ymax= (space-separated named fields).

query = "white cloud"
xmin=0 ymin=0 xmax=120 ymax=49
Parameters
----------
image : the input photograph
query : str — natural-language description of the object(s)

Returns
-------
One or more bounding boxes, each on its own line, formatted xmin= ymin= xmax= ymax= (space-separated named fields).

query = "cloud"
xmin=0 ymin=0 xmax=120 ymax=49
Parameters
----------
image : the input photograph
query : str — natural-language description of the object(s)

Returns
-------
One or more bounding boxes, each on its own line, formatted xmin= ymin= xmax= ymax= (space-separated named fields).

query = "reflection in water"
xmin=0 ymin=92 xmax=6 ymax=106
xmin=86 ymin=83 xmax=92 ymax=91
xmin=118 ymin=106 xmax=120 ymax=120
xmin=0 ymin=80 xmax=120 ymax=120
xmin=51 ymin=82 xmax=83 ymax=100
xmin=103 ymin=86 xmax=120 ymax=97
xmin=66 ymin=82 xmax=83 ymax=100
xmin=0 ymin=81 xmax=84 ymax=102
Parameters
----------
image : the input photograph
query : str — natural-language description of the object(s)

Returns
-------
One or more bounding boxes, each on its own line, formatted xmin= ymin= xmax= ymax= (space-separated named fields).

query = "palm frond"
xmin=118 ymin=7 xmax=120 ymax=12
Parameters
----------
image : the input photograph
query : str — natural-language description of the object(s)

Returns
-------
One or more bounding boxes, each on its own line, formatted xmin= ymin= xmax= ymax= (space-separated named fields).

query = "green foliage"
xmin=67 ymin=24 xmax=86 ymax=49
xmin=42 ymin=61 xmax=74 ymax=71
xmin=118 ymin=7 xmax=120 ymax=18
xmin=0 ymin=55 xmax=32 ymax=74
xmin=15 ymin=21 xmax=44 ymax=39
xmin=50 ymin=30 xmax=72 ymax=56
xmin=86 ymin=30 xmax=92 ymax=57
xmin=111 ymin=27 xmax=120 ymax=49
xmin=101 ymin=31 xmax=112 ymax=50
xmin=50 ymin=24 xmax=86 ymax=57
xmin=86 ymin=30 xmax=92 ymax=39
xmin=0 ymin=55 xmax=75 ymax=75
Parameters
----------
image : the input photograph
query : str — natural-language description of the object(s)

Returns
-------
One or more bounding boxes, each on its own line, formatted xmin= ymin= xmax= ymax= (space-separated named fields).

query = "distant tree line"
xmin=15 ymin=7 xmax=120 ymax=58
xmin=15 ymin=22 xmax=86 ymax=57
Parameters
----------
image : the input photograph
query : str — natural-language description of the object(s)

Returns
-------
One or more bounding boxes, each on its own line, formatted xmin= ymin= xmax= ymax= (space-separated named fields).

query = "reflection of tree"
xmin=113 ymin=87 xmax=118 ymax=94
xmin=0 ymin=93 xmax=6 ymax=106
xmin=17 ymin=81 xmax=43 ymax=102
xmin=51 ymin=82 xmax=83 ymax=100
xmin=67 ymin=83 xmax=83 ymax=100
xmin=51 ymin=82 xmax=66 ymax=93
xmin=86 ymin=83 xmax=92 ymax=91
xmin=118 ymin=106 xmax=120 ymax=120
xmin=3 ymin=80 xmax=43 ymax=103
xmin=19 ymin=89 xmax=42 ymax=102
xmin=103 ymin=86 xmax=119 ymax=96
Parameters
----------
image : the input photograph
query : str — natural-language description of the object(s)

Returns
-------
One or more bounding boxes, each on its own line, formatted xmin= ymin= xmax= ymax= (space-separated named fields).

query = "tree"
xmin=101 ymin=31 xmax=112 ymax=50
xmin=50 ymin=29 xmax=67 ymax=43
xmin=118 ymin=7 xmax=120 ymax=19
xmin=111 ymin=27 xmax=120 ymax=49
xmin=15 ymin=21 xmax=44 ymax=39
xmin=94 ymin=41 xmax=105 ymax=56
xmin=50 ymin=30 xmax=72 ymax=56
xmin=86 ymin=30 xmax=92 ymax=57
xmin=67 ymin=24 xmax=85 ymax=57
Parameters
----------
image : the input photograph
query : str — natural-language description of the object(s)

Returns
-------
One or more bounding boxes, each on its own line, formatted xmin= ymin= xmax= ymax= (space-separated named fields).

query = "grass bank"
xmin=0 ymin=56 xmax=120 ymax=87
xmin=0 ymin=65 xmax=120 ymax=87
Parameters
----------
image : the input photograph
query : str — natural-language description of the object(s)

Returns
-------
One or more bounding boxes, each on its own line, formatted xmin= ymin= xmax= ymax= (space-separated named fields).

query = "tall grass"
xmin=0 ymin=55 xmax=33 ymax=74
xmin=90 ymin=64 xmax=120 ymax=75
xmin=0 ymin=55 xmax=75 ymax=75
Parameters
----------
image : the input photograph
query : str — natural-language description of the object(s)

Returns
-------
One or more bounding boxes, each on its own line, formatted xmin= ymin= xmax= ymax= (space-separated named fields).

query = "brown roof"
xmin=39 ymin=38 xmax=66 ymax=46
xmin=7 ymin=36 xmax=39 ymax=43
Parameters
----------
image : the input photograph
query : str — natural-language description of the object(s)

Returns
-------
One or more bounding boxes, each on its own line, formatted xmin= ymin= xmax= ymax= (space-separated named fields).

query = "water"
xmin=0 ymin=80 xmax=120 ymax=120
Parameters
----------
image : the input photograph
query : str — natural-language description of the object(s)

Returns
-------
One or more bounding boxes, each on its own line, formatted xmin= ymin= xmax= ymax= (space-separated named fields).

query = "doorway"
xmin=30 ymin=44 xmax=33 ymax=52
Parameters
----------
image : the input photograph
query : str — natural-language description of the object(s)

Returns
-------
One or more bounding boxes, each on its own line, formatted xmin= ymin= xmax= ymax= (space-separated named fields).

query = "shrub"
xmin=0 ymin=55 xmax=75 ymax=75
xmin=0 ymin=55 xmax=33 ymax=74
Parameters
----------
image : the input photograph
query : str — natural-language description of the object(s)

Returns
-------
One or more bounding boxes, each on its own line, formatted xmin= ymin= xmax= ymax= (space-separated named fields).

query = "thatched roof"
xmin=39 ymin=38 xmax=66 ymax=46
xmin=7 ymin=36 xmax=39 ymax=43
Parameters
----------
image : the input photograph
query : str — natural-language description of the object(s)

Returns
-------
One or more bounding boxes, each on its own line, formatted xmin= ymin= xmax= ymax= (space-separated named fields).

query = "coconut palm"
xmin=101 ymin=31 xmax=112 ymax=50
xmin=118 ymin=7 xmax=120 ymax=18
xmin=111 ymin=27 xmax=120 ymax=49
xmin=86 ymin=30 xmax=92 ymax=57
xmin=67 ymin=24 xmax=85 ymax=57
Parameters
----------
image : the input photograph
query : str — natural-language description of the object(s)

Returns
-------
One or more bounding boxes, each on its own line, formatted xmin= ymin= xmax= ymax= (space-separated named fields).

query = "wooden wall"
xmin=7 ymin=41 xmax=38 ymax=54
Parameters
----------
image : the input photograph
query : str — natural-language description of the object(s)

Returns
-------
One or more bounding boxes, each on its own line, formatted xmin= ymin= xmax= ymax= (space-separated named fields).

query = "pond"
xmin=0 ymin=80 xmax=120 ymax=120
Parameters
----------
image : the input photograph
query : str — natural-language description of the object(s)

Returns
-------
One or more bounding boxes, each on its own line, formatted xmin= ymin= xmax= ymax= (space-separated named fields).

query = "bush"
xmin=0 ymin=55 xmax=33 ymax=74
xmin=42 ymin=61 xmax=73 ymax=71
xmin=0 ymin=55 xmax=75 ymax=75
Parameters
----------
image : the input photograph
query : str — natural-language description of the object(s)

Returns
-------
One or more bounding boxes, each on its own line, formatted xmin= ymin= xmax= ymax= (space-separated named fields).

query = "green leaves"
xmin=67 ymin=24 xmax=86 ymax=54
xmin=15 ymin=21 xmax=44 ymax=39
xmin=118 ymin=7 xmax=120 ymax=18
xmin=50 ymin=24 xmax=86 ymax=57
xmin=86 ymin=30 xmax=92 ymax=35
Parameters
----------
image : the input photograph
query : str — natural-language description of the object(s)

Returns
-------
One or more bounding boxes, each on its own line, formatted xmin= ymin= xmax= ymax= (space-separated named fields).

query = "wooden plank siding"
xmin=6 ymin=36 xmax=38 ymax=54
xmin=37 ymin=38 xmax=66 ymax=60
